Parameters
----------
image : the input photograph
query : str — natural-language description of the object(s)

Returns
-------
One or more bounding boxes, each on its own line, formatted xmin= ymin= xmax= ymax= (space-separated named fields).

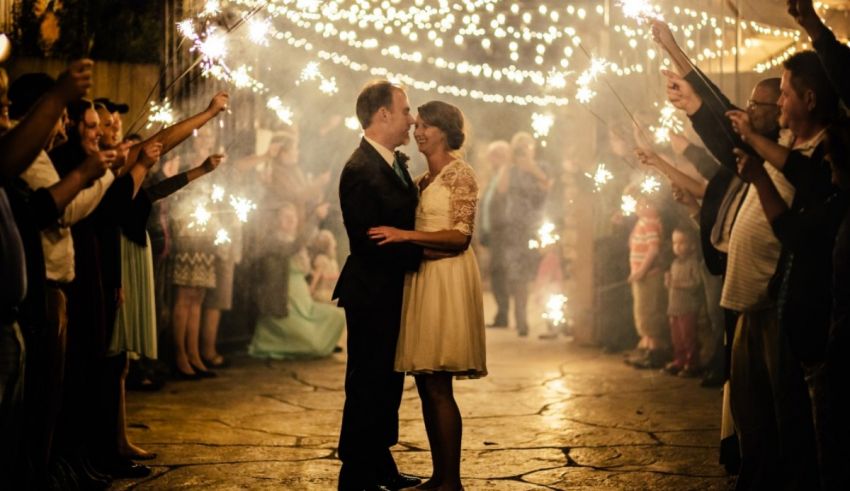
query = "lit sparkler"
xmin=188 ymin=203 xmax=212 ymax=230
xmin=576 ymin=86 xmax=596 ymax=104
xmin=531 ymin=113 xmax=554 ymax=140
xmin=146 ymin=99 xmax=177 ymax=129
xmin=543 ymin=294 xmax=569 ymax=327
xmin=229 ymin=195 xmax=257 ymax=223
xmin=198 ymin=29 xmax=228 ymax=64
xmin=201 ymin=0 xmax=221 ymax=18
xmin=640 ymin=175 xmax=662 ymax=194
xmin=211 ymin=184 xmax=225 ymax=203
xmin=529 ymin=221 xmax=561 ymax=250
xmin=621 ymin=195 xmax=638 ymax=216
xmin=214 ymin=228 xmax=232 ymax=246
xmin=650 ymin=101 xmax=685 ymax=144
xmin=248 ymin=17 xmax=271 ymax=46
xmin=319 ymin=77 xmax=339 ymax=95
xmin=585 ymin=163 xmax=614 ymax=191
xmin=344 ymin=116 xmax=361 ymax=131
xmin=619 ymin=0 xmax=664 ymax=22
xmin=177 ymin=19 xmax=196 ymax=40
xmin=300 ymin=62 xmax=322 ymax=82
xmin=267 ymin=96 xmax=294 ymax=125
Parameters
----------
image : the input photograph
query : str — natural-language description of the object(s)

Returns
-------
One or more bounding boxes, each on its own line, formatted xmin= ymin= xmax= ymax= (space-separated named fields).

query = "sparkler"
xmin=248 ymin=17 xmax=271 ymax=46
xmin=619 ymin=0 xmax=664 ymax=22
xmin=344 ymin=116 xmax=361 ymax=131
xmin=575 ymin=56 xmax=608 ymax=104
xmin=188 ymin=203 xmax=212 ymax=230
xmin=543 ymin=294 xmax=569 ymax=327
xmin=528 ymin=222 xmax=560 ymax=250
xmin=640 ymin=175 xmax=662 ymax=194
xmin=200 ymin=0 xmax=222 ymax=18
xmin=145 ymin=99 xmax=177 ymax=129
xmin=211 ymin=184 xmax=225 ymax=203
xmin=214 ymin=228 xmax=232 ymax=246
xmin=650 ymin=101 xmax=685 ymax=144
xmin=585 ymin=163 xmax=614 ymax=192
xmin=319 ymin=77 xmax=339 ymax=95
xmin=229 ymin=195 xmax=257 ymax=223
xmin=621 ymin=195 xmax=638 ymax=216
xmin=267 ymin=96 xmax=294 ymax=125
xmin=531 ymin=113 xmax=554 ymax=140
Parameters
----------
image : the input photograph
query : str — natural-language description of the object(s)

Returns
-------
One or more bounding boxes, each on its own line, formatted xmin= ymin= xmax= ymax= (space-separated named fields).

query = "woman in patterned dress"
xmin=368 ymin=101 xmax=485 ymax=491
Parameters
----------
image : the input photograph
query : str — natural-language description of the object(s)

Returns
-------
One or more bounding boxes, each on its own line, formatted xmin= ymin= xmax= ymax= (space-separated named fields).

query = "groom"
xmin=333 ymin=81 xmax=423 ymax=491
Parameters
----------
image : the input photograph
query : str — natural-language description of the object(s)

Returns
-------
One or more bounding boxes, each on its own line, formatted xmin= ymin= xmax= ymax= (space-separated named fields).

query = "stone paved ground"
xmin=120 ymin=324 xmax=735 ymax=490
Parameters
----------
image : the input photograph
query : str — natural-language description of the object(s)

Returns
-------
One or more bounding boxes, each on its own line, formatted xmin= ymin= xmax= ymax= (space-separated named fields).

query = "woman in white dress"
xmin=368 ymin=101 xmax=486 ymax=491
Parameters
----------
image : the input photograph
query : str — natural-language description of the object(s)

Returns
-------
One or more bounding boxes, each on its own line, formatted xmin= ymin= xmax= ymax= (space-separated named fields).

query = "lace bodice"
xmin=416 ymin=160 xmax=479 ymax=235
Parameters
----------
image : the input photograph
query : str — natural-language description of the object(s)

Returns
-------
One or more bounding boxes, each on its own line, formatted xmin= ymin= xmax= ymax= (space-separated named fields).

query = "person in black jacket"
xmin=333 ymin=80 xmax=423 ymax=491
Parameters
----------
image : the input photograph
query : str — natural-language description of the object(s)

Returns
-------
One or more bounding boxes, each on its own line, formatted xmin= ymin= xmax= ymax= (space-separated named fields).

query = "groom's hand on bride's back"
xmin=423 ymin=248 xmax=460 ymax=260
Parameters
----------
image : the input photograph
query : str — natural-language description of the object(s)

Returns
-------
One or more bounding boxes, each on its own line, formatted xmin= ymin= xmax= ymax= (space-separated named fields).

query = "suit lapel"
xmin=358 ymin=138 xmax=415 ymax=193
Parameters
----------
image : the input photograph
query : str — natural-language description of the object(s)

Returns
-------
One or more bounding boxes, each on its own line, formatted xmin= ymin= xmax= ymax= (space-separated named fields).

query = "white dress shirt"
xmin=363 ymin=135 xmax=396 ymax=168
xmin=19 ymin=150 xmax=115 ymax=282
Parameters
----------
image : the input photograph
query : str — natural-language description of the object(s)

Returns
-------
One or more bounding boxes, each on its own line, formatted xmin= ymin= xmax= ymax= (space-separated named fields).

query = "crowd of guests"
xmin=0 ymin=52 xmax=349 ymax=487
xmin=599 ymin=2 xmax=848 ymax=489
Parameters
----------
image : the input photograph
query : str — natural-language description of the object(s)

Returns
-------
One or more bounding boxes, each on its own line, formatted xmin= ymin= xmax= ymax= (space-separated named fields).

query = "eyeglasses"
xmin=746 ymin=100 xmax=778 ymax=110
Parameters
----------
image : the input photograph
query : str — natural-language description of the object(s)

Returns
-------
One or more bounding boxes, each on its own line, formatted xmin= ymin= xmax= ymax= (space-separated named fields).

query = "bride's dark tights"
xmin=415 ymin=373 xmax=463 ymax=491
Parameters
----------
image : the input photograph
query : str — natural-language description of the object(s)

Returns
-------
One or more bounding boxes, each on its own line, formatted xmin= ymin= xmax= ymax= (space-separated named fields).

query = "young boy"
xmin=664 ymin=226 xmax=703 ymax=376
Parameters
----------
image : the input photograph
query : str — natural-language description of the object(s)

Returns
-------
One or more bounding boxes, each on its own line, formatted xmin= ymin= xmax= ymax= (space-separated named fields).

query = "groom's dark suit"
xmin=333 ymin=138 xmax=422 ymax=489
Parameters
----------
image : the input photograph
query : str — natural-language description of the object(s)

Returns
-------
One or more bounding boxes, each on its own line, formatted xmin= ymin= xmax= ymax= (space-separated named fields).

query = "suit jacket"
xmin=333 ymin=138 xmax=422 ymax=308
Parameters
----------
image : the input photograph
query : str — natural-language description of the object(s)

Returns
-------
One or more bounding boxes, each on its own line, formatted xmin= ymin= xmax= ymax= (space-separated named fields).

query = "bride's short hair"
xmin=418 ymin=101 xmax=465 ymax=151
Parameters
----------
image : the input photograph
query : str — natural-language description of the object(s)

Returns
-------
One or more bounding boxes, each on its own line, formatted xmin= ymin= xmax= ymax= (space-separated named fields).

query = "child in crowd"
xmin=309 ymin=229 xmax=340 ymax=304
xmin=625 ymin=195 xmax=670 ymax=369
xmin=664 ymin=226 xmax=703 ymax=377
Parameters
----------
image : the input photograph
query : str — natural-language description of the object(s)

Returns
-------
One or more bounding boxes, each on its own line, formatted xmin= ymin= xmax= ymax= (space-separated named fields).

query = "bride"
xmin=368 ymin=100 xmax=486 ymax=491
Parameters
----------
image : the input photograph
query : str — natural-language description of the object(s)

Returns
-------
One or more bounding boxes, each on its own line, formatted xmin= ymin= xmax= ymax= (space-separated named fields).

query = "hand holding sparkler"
xmin=671 ymin=185 xmax=700 ymax=214
xmin=649 ymin=19 xmax=676 ymax=48
xmin=787 ymin=0 xmax=822 ymax=34
xmin=139 ymin=141 xmax=163 ymax=169
xmin=634 ymin=148 xmax=661 ymax=168
xmin=734 ymin=148 xmax=768 ymax=184
xmin=78 ymin=150 xmax=115 ymax=182
xmin=662 ymin=70 xmax=702 ymax=116
xmin=669 ymin=133 xmax=690 ymax=156
xmin=54 ymin=59 xmax=94 ymax=102
xmin=206 ymin=91 xmax=230 ymax=116
xmin=726 ymin=110 xmax=756 ymax=142
xmin=201 ymin=154 xmax=225 ymax=173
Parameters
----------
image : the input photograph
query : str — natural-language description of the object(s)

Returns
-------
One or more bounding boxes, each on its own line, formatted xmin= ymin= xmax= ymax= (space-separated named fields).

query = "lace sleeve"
xmin=443 ymin=162 xmax=479 ymax=236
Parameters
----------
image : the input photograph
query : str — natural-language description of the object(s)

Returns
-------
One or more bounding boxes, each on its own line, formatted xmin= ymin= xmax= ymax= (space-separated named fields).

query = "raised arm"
xmin=0 ymin=60 xmax=93 ymax=182
xmin=635 ymin=148 xmax=707 ymax=199
xmin=789 ymin=0 xmax=850 ymax=105
xmin=146 ymin=154 xmax=223 ymax=203
xmin=735 ymin=149 xmax=788 ymax=223
xmin=125 ymin=92 xmax=229 ymax=166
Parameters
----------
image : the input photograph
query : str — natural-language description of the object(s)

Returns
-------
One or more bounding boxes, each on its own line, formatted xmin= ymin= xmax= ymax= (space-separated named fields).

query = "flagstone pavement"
xmin=119 ymin=321 xmax=734 ymax=490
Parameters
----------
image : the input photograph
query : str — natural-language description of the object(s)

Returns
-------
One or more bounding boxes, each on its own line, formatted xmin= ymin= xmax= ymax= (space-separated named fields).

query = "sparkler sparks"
xmin=229 ymin=195 xmax=257 ymax=223
xmin=319 ymin=77 xmax=339 ymax=95
xmin=344 ymin=116 xmax=361 ymax=131
xmin=618 ymin=0 xmax=664 ymax=22
xmin=543 ymin=294 xmax=569 ymax=327
xmin=585 ymin=163 xmax=614 ymax=191
xmin=146 ymin=99 xmax=177 ymax=129
xmin=188 ymin=203 xmax=212 ymax=230
xmin=575 ymin=56 xmax=608 ymax=104
xmin=300 ymin=62 xmax=322 ymax=82
xmin=211 ymin=184 xmax=225 ymax=203
xmin=621 ymin=195 xmax=638 ymax=216
xmin=248 ymin=17 xmax=271 ymax=46
xmin=198 ymin=30 xmax=228 ymax=63
xmin=650 ymin=101 xmax=685 ymax=144
xmin=214 ymin=228 xmax=232 ymax=246
xmin=267 ymin=96 xmax=294 ymax=125
xmin=528 ymin=222 xmax=561 ymax=250
xmin=201 ymin=0 xmax=221 ymax=18
xmin=640 ymin=175 xmax=662 ymax=194
xmin=531 ymin=113 xmax=554 ymax=140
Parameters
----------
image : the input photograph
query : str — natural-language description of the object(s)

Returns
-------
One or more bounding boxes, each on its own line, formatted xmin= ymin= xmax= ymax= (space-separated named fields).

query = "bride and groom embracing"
xmin=332 ymin=80 xmax=487 ymax=491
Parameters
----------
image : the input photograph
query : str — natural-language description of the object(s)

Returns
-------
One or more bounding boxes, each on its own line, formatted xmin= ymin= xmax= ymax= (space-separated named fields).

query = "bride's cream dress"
xmin=394 ymin=159 xmax=487 ymax=378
